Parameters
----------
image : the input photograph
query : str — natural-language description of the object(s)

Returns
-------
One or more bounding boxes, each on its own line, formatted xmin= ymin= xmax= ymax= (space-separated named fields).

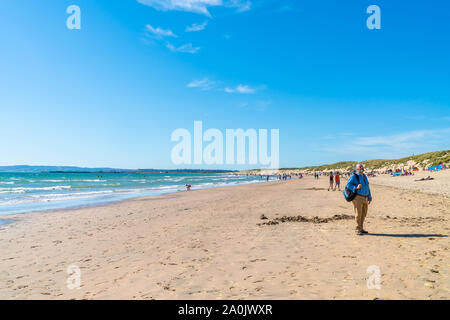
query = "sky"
xmin=0 ymin=0 xmax=449 ymax=169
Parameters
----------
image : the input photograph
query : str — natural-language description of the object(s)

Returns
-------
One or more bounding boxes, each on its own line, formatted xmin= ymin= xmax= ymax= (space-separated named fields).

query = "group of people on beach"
xmin=257 ymin=173 xmax=304 ymax=181
xmin=278 ymin=173 xmax=292 ymax=180
xmin=257 ymin=165 xmax=374 ymax=236
xmin=314 ymin=166 xmax=373 ymax=235
xmin=188 ymin=164 xmax=374 ymax=236
xmin=327 ymin=172 xmax=341 ymax=191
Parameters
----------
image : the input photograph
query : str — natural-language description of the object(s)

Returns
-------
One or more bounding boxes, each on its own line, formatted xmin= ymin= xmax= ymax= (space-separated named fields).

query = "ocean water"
xmin=0 ymin=172 xmax=262 ymax=215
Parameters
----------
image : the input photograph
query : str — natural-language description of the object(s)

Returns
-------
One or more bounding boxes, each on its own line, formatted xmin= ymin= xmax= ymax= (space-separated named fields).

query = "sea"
xmin=0 ymin=172 xmax=263 ymax=215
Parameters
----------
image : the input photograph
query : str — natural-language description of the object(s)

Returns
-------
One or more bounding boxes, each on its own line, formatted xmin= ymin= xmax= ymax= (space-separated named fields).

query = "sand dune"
xmin=0 ymin=173 xmax=448 ymax=299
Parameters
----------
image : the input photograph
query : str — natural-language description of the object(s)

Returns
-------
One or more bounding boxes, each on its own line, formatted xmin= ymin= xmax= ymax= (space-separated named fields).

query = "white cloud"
xmin=138 ymin=0 xmax=221 ymax=17
xmin=237 ymin=84 xmax=256 ymax=93
xmin=187 ymin=78 xmax=216 ymax=90
xmin=354 ymin=130 xmax=446 ymax=147
xmin=186 ymin=21 xmax=208 ymax=32
xmin=321 ymin=128 xmax=450 ymax=159
xmin=145 ymin=24 xmax=177 ymax=39
xmin=228 ymin=0 xmax=251 ymax=12
xmin=224 ymin=84 xmax=256 ymax=94
xmin=166 ymin=42 xmax=200 ymax=54
xmin=186 ymin=78 xmax=264 ymax=94
xmin=137 ymin=0 xmax=251 ymax=17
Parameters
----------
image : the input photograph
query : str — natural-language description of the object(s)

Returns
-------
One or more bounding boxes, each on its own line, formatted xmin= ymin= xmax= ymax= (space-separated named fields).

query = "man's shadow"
xmin=365 ymin=233 xmax=447 ymax=238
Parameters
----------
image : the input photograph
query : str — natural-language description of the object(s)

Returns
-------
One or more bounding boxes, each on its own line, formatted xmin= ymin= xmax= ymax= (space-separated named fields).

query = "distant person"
xmin=345 ymin=164 xmax=372 ymax=236
xmin=334 ymin=173 xmax=341 ymax=191
xmin=185 ymin=184 xmax=191 ymax=191
xmin=328 ymin=172 xmax=334 ymax=191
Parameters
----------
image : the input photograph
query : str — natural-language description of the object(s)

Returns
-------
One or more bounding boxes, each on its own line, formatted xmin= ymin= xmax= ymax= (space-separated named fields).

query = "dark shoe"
xmin=356 ymin=230 xmax=364 ymax=236
xmin=361 ymin=229 xmax=369 ymax=234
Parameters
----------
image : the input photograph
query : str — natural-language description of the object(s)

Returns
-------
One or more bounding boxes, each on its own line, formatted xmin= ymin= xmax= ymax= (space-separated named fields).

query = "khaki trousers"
xmin=352 ymin=195 xmax=368 ymax=231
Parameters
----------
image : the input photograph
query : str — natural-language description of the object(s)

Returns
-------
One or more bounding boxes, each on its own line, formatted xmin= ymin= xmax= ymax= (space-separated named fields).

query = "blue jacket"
xmin=346 ymin=173 xmax=372 ymax=201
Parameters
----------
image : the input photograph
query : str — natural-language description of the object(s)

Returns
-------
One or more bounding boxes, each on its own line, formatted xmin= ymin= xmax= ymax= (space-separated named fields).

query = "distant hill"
xmin=0 ymin=165 xmax=130 ymax=173
xmin=298 ymin=150 xmax=450 ymax=172
xmin=0 ymin=165 xmax=237 ymax=173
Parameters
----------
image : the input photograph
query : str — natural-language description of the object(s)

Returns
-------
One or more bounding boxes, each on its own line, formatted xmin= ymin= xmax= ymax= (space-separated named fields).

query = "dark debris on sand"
xmin=382 ymin=215 xmax=446 ymax=223
xmin=258 ymin=214 xmax=354 ymax=226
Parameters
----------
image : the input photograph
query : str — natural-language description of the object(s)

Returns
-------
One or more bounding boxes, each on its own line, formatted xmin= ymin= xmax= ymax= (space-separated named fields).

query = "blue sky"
xmin=0 ymin=0 xmax=449 ymax=169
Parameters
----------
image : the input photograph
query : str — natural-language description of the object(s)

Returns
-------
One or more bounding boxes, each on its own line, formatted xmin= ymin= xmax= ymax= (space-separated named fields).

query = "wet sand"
xmin=0 ymin=172 xmax=448 ymax=299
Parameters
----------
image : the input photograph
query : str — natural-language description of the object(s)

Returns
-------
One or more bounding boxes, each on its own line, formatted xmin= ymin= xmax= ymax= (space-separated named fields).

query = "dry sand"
xmin=0 ymin=171 xmax=449 ymax=299
xmin=370 ymin=169 xmax=450 ymax=197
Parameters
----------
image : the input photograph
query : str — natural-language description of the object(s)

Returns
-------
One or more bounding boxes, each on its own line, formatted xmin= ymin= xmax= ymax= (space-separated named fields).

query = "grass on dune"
xmin=297 ymin=150 xmax=450 ymax=171
xmin=239 ymin=150 xmax=450 ymax=173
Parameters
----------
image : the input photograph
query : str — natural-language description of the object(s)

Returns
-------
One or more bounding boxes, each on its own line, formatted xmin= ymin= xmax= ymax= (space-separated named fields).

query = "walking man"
xmin=346 ymin=164 xmax=372 ymax=235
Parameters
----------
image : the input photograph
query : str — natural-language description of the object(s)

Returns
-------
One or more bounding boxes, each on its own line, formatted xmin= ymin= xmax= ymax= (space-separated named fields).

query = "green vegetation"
xmin=296 ymin=150 xmax=450 ymax=172
xmin=298 ymin=161 xmax=357 ymax=172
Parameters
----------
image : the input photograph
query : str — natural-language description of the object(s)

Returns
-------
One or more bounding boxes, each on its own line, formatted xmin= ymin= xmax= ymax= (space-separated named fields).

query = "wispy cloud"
xmin=186 ymin=21 xmax=208 ymax=32
xmin=224 ymin=84 xmax=256 ymax=94
xmin=166 ymin=42 xmax=200 ymax=54
xmin=228 ymin=0 xmax=251 ymax=12
xmin=320 ymin=128 xmax=450 ymax=159
xmin=237 ymin=100 xmax=271 ymax=111
xmin=187 ymin=78 xmax=264 ymax=94
xmin=354 ymin=130 xmax=438 ymax=147
xmin=145 ymin=24 xmax=177 ymax=39
xmin=187 ymin=78 xmax=216 ymax=90
xmin=137 ymin=0 xmax=251 ymax=17
xmin=144 ymin=25 xmax=199 ymax=54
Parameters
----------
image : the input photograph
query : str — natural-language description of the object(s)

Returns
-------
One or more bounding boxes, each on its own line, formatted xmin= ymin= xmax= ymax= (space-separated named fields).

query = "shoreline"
xmin=1 ymin=170 xmax=448 ymax=225
xmin=0 ymin=175 xmax=448 ymax=299
xmin=0 ymin=177 xmax=266 ymax=222
xmin=0 ymin=180 xmax=281 ymax=223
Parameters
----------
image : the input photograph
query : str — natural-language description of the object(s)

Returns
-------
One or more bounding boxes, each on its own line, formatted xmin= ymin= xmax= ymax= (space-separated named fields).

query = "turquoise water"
xmin=0 ymin=172 xmax=262 ymax=215
xmin=0 ymin=219 xmax=14 ymax=226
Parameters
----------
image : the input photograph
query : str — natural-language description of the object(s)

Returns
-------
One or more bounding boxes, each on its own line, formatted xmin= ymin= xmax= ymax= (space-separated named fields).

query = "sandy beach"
xmin=0 ymin=171 xmax=448 ymax=300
